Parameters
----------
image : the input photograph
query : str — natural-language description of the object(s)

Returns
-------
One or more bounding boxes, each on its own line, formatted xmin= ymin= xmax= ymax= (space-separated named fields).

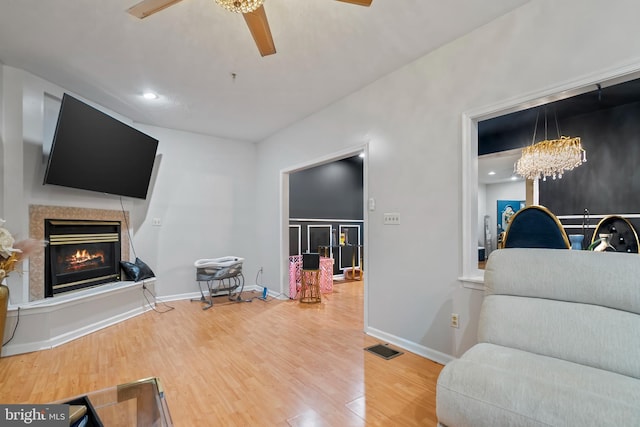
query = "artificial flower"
xmin=0 ymin=218 xmax=44 ymax=280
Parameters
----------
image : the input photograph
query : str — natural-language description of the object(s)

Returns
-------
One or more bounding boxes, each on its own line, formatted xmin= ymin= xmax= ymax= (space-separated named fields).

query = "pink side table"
xmin=288 ymin=255 xmax=334 ymax=299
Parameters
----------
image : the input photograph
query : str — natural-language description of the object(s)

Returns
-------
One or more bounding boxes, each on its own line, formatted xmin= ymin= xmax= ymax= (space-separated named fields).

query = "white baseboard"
xmin=365 ymin=326 xmax=455 ymax=365
xmin=156 ymin=285 xmax=264 ymax=303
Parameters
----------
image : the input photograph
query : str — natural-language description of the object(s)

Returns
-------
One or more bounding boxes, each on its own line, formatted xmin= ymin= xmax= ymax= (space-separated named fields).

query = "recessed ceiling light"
xmin=488 ymin=171 xmax=496 ymax=175
xmin=143 ymin=92 xmax=159 ymax=100
xmin=510 ymin=176 xmax=518 ymax=181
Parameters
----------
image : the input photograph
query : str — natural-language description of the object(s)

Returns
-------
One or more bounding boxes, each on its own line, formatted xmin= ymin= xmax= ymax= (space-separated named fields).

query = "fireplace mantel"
xmin=29 ymin=205 xmax=130 ymax=301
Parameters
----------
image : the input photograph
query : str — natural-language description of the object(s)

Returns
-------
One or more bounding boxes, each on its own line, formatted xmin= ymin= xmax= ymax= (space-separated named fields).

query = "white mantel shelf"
xmin=2 ymin=278 xmax=156 ymax=357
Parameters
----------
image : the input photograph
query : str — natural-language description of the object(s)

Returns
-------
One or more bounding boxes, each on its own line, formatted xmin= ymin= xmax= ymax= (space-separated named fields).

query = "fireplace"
xmin=44 ymin=219 xmax=121 ymax=296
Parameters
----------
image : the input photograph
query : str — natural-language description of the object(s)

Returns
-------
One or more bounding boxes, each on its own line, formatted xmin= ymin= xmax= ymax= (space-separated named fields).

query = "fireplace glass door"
xmin=45 ymin=220 xmax=121 ymax=296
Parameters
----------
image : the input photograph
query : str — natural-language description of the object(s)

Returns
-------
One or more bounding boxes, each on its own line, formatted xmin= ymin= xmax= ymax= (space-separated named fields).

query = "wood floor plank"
xmin=0 ymin=282 xmax=443 ymax=426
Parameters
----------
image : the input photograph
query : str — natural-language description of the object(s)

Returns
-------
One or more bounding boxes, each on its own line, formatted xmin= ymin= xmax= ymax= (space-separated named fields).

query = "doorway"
xmin=280 ymin=145 xmax=368 ymax=320
xmin=289 ymin=155 xmax=364 ymax=275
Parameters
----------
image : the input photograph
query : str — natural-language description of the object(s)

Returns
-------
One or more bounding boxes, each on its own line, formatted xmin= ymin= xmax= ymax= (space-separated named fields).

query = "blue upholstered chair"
xmin=502 ymin=205 xmax=570 ymax=249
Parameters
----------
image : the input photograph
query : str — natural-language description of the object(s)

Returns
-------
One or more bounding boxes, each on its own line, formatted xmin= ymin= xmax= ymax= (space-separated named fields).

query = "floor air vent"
xmin=364 ymin=343 xmax=404 ymax=360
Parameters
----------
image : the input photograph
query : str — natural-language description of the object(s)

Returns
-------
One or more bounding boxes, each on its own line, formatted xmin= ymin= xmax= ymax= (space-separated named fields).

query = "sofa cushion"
xmin=436 ymin=343 xmax=640 ymax=427
xmin=480 ymin=248 xmax=640 ymax=380
xmin=479 ymin=295 xmax=640 ymax=380
xmin=484 ymin=249 xmax=640 ymax=315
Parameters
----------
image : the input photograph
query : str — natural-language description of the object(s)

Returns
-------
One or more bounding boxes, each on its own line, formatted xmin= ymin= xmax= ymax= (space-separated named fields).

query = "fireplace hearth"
xmin=45 ymin=219 xmax=121 ymax=296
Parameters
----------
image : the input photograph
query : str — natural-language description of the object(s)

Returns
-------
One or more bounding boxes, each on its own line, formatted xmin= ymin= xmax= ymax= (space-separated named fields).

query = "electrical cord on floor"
xmin=245 ymin=268 xmax=269 ymax=302
xmin=246 ymin=268 xmax=291 ymax=301
xmin=142 ymin=280 xmax=175 ymax=313
xmin=2 ymin=306 xmax=20 ymax=346
xmin=243 ymin=290 xmax=288 ymax=302
xmin=260 ymin=288 xmax=291 ymax=301
xmin=265 ymin=291 xmax=289 ymax=300
xmin=255 ymin=268 xmax=263 ymax=287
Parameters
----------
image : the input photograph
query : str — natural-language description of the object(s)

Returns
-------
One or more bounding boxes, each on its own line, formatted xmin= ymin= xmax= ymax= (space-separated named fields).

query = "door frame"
xmin=280 ymin=144 xmax=368 ymax=324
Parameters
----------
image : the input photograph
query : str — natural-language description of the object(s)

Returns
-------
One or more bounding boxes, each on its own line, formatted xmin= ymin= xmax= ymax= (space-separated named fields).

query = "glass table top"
xmin=57 ymin=377 xmax=173 ymax=427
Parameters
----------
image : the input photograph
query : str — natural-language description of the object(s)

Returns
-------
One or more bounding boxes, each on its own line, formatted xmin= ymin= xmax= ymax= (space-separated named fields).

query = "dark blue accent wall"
xmin=289 ymin=156 xmax=364 ymax=220
xmin=289 ymin=155 xmax=364 ymax=274
xmin=538 ymin=102 xmax=640 ymax=216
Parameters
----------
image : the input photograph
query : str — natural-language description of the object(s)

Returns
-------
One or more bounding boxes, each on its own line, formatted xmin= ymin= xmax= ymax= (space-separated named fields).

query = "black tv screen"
xmin=44 ymin=94 xmax=159 ymax=199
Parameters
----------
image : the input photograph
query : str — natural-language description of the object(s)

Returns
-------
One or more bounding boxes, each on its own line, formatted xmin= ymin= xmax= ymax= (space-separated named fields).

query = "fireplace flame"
xmin=62 ymin=248 xmax=105 ymax=272
xmin=72 ymin=249 xmax=101 ymax=263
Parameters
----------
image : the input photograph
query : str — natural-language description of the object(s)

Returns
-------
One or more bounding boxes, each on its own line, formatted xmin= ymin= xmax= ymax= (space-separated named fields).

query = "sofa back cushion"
xmin=480 ymin=248 xmax=640 ymax=379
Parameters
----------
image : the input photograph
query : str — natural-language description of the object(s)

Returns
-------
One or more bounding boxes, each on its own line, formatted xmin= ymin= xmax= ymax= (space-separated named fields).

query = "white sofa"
xmin=436 ymin=248 xmax=640 ymax=426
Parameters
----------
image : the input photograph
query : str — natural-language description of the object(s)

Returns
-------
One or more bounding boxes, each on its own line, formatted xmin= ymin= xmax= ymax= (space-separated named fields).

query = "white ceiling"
xmin=0 ymin=0 xmax=530 ymax=142
xmin=478 ymin=149 xmax=523 ymax=185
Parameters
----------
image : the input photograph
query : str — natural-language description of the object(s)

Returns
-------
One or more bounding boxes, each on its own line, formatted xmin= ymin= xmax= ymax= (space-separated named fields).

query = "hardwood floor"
xmin=0 ymin=282 xmax=443 ymax=426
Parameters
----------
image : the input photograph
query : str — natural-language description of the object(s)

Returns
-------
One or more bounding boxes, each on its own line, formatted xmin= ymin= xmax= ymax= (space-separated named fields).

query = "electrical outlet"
xmin=152 ymin=218 xmax=162 ymax=226
xmin=383 ymin=212 xmax=400 ymax=225
xmin=451 ymin=313 xmax=459 ymax=329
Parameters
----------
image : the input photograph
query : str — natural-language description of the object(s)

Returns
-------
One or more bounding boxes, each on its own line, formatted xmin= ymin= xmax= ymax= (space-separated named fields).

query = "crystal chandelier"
xmin=515 ymin=136 xmax=586 ymax=181
xmin=514 ymin=109 xmax=586 ymax=181
xmin=215 ymin=0 xmax=264 ymax=13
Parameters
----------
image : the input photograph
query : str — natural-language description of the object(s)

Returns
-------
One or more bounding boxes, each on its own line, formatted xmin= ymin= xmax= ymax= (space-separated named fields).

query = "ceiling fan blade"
xmin=127 ymin=0 xmax=184 ymax=19
xmin=243 ymin=5 xmax=276 ymax=57
xmin=335 ymin=0 xmax=372 ymax=6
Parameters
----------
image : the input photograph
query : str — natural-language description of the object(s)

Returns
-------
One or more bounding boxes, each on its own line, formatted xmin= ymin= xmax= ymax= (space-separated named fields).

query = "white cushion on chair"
xmin=194 ymin=256 xmax=244 ymax=268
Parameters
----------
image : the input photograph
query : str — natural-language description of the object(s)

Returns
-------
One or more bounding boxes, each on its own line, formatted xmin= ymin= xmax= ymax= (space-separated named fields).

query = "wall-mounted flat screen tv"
xmin=43 ymin=94 xmax=159 ymax=199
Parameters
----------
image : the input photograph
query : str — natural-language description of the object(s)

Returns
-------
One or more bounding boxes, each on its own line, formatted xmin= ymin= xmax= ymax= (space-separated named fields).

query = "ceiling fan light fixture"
xmin=215 ymin=0 xmax=264 ymax=13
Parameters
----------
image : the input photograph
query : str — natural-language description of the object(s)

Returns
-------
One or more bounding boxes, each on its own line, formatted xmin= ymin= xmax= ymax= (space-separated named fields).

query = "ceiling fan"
xmin=127 ymin=0 xmax=373 ymax=57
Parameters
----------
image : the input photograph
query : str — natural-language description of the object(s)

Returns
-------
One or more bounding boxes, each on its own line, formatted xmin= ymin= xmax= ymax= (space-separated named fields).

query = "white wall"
xmin=1 ymin=67 xmax=28 ymax=300
xmin=129 ymin=125 xmax=258 ymax=298
xmin=255 ymin=0 xmax=640 ymax=360
xmin=1 ymin=66 xmax=257 ymax=304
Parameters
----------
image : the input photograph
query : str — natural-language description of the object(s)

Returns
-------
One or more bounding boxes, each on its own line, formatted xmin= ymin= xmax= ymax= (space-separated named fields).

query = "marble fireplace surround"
xmin=29 ymin=205 xmax=130 ymax=301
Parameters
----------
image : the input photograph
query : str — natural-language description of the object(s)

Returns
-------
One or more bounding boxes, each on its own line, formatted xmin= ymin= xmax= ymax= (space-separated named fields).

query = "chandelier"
xmin=514 ymin=110 xmax=586 ymax=181
xmin=215 ymin=0 xmax=264 ymax=13
xmin=515 ymin=136 xmax=586 ymax=181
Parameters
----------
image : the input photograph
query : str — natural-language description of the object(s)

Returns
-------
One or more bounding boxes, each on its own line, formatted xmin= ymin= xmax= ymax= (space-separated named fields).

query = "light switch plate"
xmin=383 ymin=213 xmax=400 ymax=225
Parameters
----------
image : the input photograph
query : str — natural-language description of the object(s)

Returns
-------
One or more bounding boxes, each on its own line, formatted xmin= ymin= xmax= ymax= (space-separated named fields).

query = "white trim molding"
xmin=366 ymin=326 xmax=455 ymax=366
